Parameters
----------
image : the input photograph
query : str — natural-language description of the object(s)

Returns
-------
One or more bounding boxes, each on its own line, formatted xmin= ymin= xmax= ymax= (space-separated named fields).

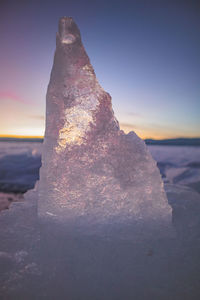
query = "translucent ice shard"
xmin=38 ymin=17 xmax=172 ymax=229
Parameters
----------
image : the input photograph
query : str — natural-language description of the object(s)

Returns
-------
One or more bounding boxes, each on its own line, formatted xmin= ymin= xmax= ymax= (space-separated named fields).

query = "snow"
xmin=0 ymin=142 xmax=200 ymax=299
xmin=149 ymin=145 xmax=200 ymax=192
xmin=0 ymin=142 xmax=199 ymax=195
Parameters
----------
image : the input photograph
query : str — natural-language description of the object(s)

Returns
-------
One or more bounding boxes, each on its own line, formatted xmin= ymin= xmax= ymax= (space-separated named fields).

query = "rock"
xmin=38 ymin=17 xmax=172 ymax=231
xmin=0 ymin=192 xmax=24 ymax=213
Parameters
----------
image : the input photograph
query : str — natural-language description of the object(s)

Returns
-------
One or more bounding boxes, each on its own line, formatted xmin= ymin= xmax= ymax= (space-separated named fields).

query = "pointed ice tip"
xmin=58 ymin=17 xmax=81 ymax=44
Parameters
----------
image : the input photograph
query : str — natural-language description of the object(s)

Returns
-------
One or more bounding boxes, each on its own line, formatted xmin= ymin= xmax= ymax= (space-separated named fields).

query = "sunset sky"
xmin=0 ymin=0 xmax=199 ymax=139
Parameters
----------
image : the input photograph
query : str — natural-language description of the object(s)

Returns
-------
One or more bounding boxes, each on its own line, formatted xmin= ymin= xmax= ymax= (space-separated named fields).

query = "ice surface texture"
xmin=38 ymin=17 xmax=171 ymax=227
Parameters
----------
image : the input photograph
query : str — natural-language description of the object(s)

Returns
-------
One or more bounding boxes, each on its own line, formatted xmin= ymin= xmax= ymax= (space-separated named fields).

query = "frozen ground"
xmin=150 ymin=145 xmax=200 ymax=192
xmin=0 ymin=142 xmax=199 ymax=195
xmin=0 ymin=142 xmax=200 ymax=299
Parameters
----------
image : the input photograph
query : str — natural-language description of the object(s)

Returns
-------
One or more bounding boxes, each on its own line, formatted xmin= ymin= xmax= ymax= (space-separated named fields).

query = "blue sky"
xmin=0 ymin=0 xmax=199 ymax=138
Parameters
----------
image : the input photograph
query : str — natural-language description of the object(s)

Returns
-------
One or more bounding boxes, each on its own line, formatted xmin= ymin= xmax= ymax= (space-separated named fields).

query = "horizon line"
xmin=0 ymin=135 xmax=200 ymax=141
xmin=0 ymin=134 xmax=44 ymax=139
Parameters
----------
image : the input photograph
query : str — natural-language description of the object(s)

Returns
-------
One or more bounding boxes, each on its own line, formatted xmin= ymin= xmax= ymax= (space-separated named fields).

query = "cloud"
xmin=0 ymin=91 xmax=26 ymax=103
xmin=29 ymin=115 xmax=45 ymax=120
xmin=126 ymin=112 xmax=142 ymax=118
xmin=120 ymin=122 xmax=140 ymax=129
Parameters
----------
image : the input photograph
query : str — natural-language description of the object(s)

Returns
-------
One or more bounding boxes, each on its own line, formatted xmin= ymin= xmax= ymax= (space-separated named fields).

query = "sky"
xmin=0 ymin=0 xmax=199 ymax=139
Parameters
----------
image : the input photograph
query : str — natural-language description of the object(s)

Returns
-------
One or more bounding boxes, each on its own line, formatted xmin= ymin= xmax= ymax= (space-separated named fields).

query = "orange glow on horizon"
xmin=0 ymin=133 xmax=199 ymax=141
xmin=120 ymin=124 xmax=200 ymax=140
xmin=0 ymin=134 xmax=44 ymax=139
